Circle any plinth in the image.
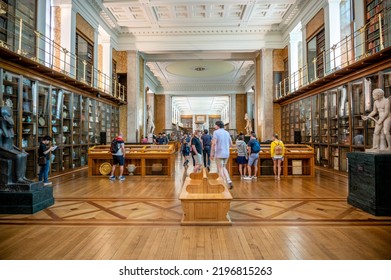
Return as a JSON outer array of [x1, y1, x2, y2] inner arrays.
[[0, 182, 55, 214], [347, 152, 391, 216]]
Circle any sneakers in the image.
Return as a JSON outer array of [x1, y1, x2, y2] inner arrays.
[[207, 166, 210, 172], [252, 176, 257, 180], [43, 182, 52, 186], [109, 175, 115, 180], [119, 176, 125, 181], [227, 180, 233, 190], [243, 176, 252, 180]]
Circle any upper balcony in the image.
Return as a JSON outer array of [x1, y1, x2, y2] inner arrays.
[[275, 8, 391, 103], [0, 11, 126, 104]]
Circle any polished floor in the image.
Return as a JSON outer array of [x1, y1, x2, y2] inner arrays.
[[0, 154, 390, 260]]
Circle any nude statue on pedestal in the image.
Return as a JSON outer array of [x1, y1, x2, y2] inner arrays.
[[361, 88, 391, 150]]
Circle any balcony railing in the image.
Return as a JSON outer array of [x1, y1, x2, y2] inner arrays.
[[275, 8, 391, 101], [0, 12, 126, 103]]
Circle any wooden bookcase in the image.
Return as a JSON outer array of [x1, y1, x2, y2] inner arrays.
[[366, 0, 386, 54]]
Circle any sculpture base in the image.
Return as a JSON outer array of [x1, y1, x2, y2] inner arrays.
[[0, 186, 54, 214], [347, 152, 391, 216]]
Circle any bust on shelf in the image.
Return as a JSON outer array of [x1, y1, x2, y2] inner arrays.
[[361, 88, 391, 151]]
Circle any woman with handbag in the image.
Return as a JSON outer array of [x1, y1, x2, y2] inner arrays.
[[38, 135, 56, 186]]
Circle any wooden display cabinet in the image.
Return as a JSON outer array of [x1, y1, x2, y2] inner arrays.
[[228, 144, 315, 177], [88, 144, 176, 177]]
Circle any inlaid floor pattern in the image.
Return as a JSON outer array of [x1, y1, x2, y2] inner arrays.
[[1, 197, 390, 226]]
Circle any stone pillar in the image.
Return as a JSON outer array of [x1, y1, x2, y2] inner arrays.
[[165, 95, 172, 130], [255, 49, 274, 141], [230, 94, 236, 130], [126, 50, 142, 142]]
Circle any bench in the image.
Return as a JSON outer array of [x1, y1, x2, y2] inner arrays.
[[179, 168, 233, 225]]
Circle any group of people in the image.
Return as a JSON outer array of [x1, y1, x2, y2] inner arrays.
[[236, 132, 285, 181], [179, 120, 287, 188]]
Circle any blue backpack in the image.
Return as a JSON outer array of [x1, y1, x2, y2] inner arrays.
[[251, 140, 260, 153]]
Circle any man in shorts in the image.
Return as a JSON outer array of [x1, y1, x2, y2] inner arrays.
[[210, 120, 233, 189], [244, 132, 260, 180], [109, 133, 126, 181]]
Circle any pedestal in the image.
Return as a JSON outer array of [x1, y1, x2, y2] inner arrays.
[[0, 184, 55, 214], [347, 152, 391, 216]]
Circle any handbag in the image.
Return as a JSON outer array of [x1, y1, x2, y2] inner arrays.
[[38, 156, 47, 166]]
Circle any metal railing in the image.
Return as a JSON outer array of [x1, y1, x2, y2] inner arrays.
[[275, 8, 391, 100], [0, 12, 126, 102]]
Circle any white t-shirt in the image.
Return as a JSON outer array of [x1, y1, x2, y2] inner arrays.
[[212, 128, 232, 158]]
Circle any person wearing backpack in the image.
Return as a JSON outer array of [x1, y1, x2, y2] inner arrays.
[[244, 132, 260, 180], [271, 133, 285, 180], [109, 133, 126, 181], [235, 134, 248, 178]]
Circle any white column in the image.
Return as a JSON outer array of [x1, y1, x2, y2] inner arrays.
[[230, 94, 236, 129], [126, 50, 140, 142], [165, 95, 172, 130], [255, 49, 274, 141], [327, 0, 342, 70]]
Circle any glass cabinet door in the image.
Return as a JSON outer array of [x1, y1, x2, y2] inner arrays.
[[383, 69, 391, 98], [303, 97, 312, 143], [81, 96, 89, 144], [328, 89, 338, 144], [62, 91, 72, 146], [351, 80, 365, 148], [51, 88, 63, 147], [37, 83, 50, 142], [72, 94, 81, 145], [337, 86, 350, 145], [3, 71, 20, 147], [320, 92, 329, 143], [312, 95, 320, 143], [21, 78, 37, 149]]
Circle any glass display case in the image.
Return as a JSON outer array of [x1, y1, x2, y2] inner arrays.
[[301, 97, 312, 143], [351, 79, 365, 149], [312, 95, 320, 144], [329, 89, 338, 144], [338, 86, 350, 145], [383, 68, 391, 98], [37, 83, 50, 143], [72, 94, 81, 145], [319, 92, 329, 144], [62, 91, 72, 146], [1, 68, 121, 179]]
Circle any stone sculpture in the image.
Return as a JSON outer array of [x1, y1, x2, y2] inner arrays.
[[0, 105, 33, 189], [361, 88, 391, 151], [244, 113, 252, 136]]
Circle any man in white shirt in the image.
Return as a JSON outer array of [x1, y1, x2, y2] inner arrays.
[[210, 120, 233, 189]]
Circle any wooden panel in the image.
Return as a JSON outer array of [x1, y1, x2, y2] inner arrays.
[[273, 49, 288, 71], [235, 93, 247, 134], [306, 8, 324, 40], [155, 94, 165, 133], [112, 50, 128, 73], [76, 13, 94, 43]]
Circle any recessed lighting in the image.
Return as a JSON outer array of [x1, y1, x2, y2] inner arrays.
[[194, 66, 206, 71]]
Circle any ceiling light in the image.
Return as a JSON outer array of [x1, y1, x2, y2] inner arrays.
[[194, 66, 206, 72]]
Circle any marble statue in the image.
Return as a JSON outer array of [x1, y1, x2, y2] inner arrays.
[[361, 88, 391, 150], [0, 105, 33, 187], [147, 105, 155, 134], [244, 113, 252, 136]]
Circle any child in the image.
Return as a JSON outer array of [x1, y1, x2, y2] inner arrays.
[[236, 135, 248, 178], [181, 138, 190, 167]]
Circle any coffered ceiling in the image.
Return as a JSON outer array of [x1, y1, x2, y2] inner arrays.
[[99, 0, 305, 114]]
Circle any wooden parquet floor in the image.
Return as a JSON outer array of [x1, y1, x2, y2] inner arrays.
[[1, 155, 391, 260]]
